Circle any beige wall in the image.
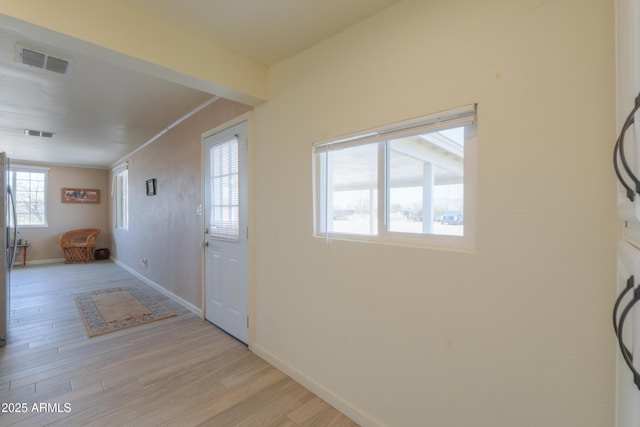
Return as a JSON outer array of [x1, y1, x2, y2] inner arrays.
[[14, 163, 109, 263], [109, 99, 251, 310], [251, 0, 617, 426]]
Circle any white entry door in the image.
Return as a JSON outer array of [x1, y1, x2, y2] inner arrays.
[[204, 121, 248, 344]]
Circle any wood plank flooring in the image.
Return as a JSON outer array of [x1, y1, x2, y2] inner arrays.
[[0, 262, 358, 426]]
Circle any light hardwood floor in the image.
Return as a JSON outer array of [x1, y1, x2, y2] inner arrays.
[[0, 262, 358, 426]]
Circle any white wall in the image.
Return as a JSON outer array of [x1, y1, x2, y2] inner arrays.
[[252, 0, 617, 425]]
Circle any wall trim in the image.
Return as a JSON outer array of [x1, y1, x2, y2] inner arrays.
[[110, 96, 222, 168], [112, 257, 203, 317], [24, 258, 65, 266], [251, 343, 384, 427]]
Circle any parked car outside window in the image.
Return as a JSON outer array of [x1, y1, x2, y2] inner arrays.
[[441, 210, 463, 225]]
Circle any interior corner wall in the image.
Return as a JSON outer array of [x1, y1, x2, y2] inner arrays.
[[251, 0, 617, 426], [109, 98, 251, 310], [13, 162, 109, 264]]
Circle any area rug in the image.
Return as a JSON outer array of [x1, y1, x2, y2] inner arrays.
[[74, 286, 176, 337]]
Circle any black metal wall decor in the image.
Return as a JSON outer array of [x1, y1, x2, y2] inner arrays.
[[146, 178, 156, 196], [613, 94, 640, 389], [614, 92, 640, 202], [614, 275, 640, 389]]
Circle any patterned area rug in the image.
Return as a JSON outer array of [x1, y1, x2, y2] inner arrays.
[[74, 286, 176, 337]]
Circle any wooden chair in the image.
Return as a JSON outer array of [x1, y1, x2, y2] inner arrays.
[[59, 228, 100, 263]]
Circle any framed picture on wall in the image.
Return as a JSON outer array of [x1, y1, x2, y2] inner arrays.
[[61, 188, 100, 204], [146, 178, 156, 196]]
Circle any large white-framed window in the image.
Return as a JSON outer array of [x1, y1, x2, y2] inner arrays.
[[313, 104, 477, 249], [112, 163, 129, 230], [10, 166, 49, 227]]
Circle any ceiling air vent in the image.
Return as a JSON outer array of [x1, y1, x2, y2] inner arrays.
[[16, 45, 72, 75], [24, 129, 55, 138], [21, 49, 45, 68]]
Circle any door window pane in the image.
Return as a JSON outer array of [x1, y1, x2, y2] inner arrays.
[[209, 137, 239, 240]]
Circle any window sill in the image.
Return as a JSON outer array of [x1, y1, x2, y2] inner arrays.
[[313, 232, 475, 253]]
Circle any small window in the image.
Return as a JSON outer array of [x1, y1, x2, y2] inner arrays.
[[11, 166, 48, 227], [207, 135, 240, 240], [313, 105, 476, 249], [112, 164, 128, 230]]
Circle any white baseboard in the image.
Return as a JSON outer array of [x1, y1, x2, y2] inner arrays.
[[251, 343, 382, 427], [24, 258, 65, 266], [111, 257, 203, 318]]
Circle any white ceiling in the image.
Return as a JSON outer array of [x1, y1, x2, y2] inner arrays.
[[0, 0, 401, 168]]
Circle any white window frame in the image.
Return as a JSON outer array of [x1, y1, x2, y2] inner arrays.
[[10, 165, 49, 227], [112, 163, 129, 230], [313, 104, 477, 250]]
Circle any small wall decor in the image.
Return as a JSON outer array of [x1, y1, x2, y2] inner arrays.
[[146, 179, 156, 196], [61, 188, 100, 204]]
